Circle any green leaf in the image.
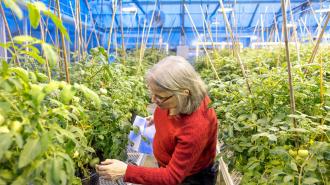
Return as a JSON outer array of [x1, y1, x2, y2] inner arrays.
[[74, 84, 101, 109], [29, 72, 37, 83], [30, 84, 45, 107], [51, 157, 62, 184], [3, 0, 23, 19], [288, 128, 309, 133], [13, 35, 37, 44], [36, 72, 49, 83], [42, 43, 58, 68], [43, 81, 60, 94], [43, 11, 70, 41], [283, 175, 293, 182], [288, 114, 306, 119], [304, 158, 317, 172], [251, 132, 277, 142], [0, 42, 12, 49], [33, 2, 47, 11], [0, 126, 10, 133], [0, 178, 6, 185], [302, 177, 319, 184], [0, 133, 12, 159], [10, 67, 29, 82], [18, 136, 42, 168], [24, 51, 46, 64], [40, 132, 49, 153], [26, 3, 40, 28], [0, 61, 9, 77], [53, 126, 79, 145], [290, 160, 298, 171], [11, 176, 26, 185], [60, 86, 74, 104], [15, 134, 24, 148]]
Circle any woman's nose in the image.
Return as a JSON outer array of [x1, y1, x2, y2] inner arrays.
[[151, 95, 157, 103]]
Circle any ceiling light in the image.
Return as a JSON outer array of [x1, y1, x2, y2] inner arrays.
[[122, 6, 137, 13], [218, 8, 233, 12], [315, 8, 330, 13]]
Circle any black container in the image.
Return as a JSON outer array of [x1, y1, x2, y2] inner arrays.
[[81, 172, 99, 185]]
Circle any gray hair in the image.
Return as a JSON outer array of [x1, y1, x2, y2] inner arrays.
[[146, 56, 207, 115]]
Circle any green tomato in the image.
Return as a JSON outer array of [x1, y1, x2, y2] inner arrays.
[[270, 160, 281, 165], [10, 121, 22, 133], [295, 156, 304, 164], [29, 72, 37, 83], [298, 149, 309, 157], [289, 149, 297, 156], [89, 157, 100, 168], [100, 88, 107, 95], [0, 170, 13, 180], [4, 151, 12, 160]]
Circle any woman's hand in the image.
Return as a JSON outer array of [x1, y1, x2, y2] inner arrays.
[[146, 115, 154, 127], [96, 159, 128, 181]]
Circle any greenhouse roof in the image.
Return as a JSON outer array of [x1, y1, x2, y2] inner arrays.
[[1, 0, 330, 50]]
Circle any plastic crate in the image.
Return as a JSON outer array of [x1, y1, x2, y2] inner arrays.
[[98, 149, 146, 185]]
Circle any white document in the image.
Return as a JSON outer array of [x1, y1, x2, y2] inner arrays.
[[128, 115, 156, 154]]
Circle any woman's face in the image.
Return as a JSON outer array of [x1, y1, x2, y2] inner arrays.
[[148, 83, 177, 109]]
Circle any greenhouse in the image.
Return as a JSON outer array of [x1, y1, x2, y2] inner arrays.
[[0, 0, 329, 185]]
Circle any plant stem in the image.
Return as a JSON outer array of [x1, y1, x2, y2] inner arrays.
[[0, 2, 20, 66], [39, 19, 52, 81], [288, 1, 302, 72], [119, 0, 126, 60], [0, 93, 24, 118], [10, 9, 21, 35], [298, 155, 312, 185], [55, 0, 70, 84], [84, 0, 100, 47], [184, 4, 220, 81], [308, 12, 330, 64], [280, 0, 296, 128], [107, 0, 117, 54], [138, 0, 158, 71], [53, 0, 62, 80], [218, 0, 251, 94]]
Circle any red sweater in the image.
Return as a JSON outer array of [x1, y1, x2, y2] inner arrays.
[[124, 96, 218, 185]]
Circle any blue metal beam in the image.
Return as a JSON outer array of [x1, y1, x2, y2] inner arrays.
[[122, 0, 322, 5], [265, 7, 282, 30], [298, 1, 312, 19], [209, 3, 220, 20], [131, 0, 146, 15], [107, 25, 325, 34], [267, 1, 315, 30], [228, 12, 232, 24], [247, 3, 259, 27]]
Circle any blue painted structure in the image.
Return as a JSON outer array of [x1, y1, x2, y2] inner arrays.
[[1, 0, 330, 52]]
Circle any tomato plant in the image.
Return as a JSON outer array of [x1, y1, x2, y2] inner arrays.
[[0, 62, 103, 184], [198, 46, 330, 184], [70, 51, 149, 161]]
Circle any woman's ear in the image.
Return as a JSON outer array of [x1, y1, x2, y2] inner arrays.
[[183, 89, 190, 96]]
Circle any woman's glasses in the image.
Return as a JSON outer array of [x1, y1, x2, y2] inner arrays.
[[150, 93, 174, 104]]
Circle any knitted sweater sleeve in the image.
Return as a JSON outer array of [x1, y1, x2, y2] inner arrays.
[[123, 120, 208, 185]]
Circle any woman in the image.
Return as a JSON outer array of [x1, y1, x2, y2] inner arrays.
[[96, 56, 218, 185]]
